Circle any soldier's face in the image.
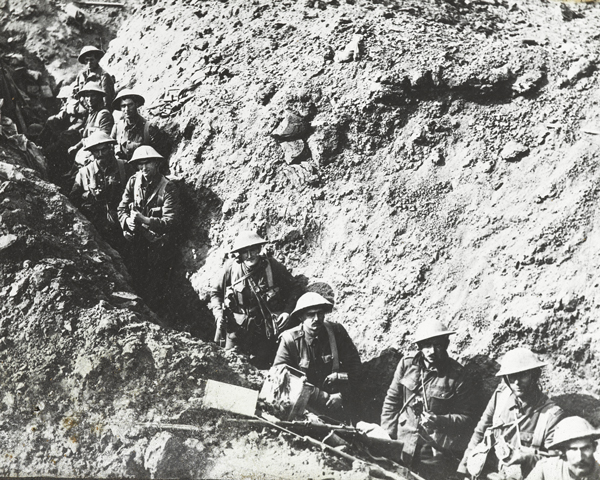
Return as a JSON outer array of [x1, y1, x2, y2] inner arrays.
[[418, 336, 448, 368], [90, 144, 112, 165], [239, 247, 261, 267], [138, 159, 160, 180], [121, 98, 137, 119], [505, 370, 536, 399], [83, 94, 103, 111], [301, 308, 325, 336], [82, 55, 99, 70], [564, 439, 596, 478]]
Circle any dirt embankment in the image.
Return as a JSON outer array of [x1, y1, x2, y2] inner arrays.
[[2, 0, 600, 478], [108, 0, 600, 403]]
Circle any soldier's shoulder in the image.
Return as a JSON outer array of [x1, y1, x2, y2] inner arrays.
[[281, 325, 304, 341]]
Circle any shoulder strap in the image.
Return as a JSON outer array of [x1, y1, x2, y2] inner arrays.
[[146, 175, 168, 206], [323, 321, 339, 373]]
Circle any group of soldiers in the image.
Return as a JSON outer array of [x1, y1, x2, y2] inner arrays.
[[33, 44, 598, 480], [208, 231, 600, 480], [41, 45, 179, 308]]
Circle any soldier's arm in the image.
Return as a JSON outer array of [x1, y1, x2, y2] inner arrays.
[[147, 180, 179, 233], [100, 73, 115, 111], [273, 335, 297, 369], [335, 324, 361, 386], [457, 387, 499, 474], [270, 259, 302, 313], [69, 171, 85, 208], [208, 264, 230, 318], [380, 359, 408, 440], [97, 110, 115, 136], [117, 177, 135, 231]]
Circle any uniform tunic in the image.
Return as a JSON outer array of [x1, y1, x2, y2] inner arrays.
[[458, 383, 565, 479], [209, 257, 301, 362], [526, 457, 600, 480], [69, 158, 128, 250], [74, 66, 115, 109], [273, 321, 361, 418], [111, 114, 156, 161], [117, 172, 180, 307], [381, 354, 476, 466]]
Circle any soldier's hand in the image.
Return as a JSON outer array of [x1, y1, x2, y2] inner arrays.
[[67, 145, 78, 154], [125, 216, 137, 232], [420, 411, 440, 430], [504, 449, 528, 466], [276, 312, 290, 333], [326, 393, 343, 410]]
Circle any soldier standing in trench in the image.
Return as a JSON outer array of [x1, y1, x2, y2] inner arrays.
[[272, 292, 362, 422], [68, 82, 114, 171], [209, 231, 301, 368], [73, 46, 115, 109], [458, 347, 565, 480], [69, 131, 130, 252], [111, 89, 158, 161], [117, 145, 180, 310], [381, 319, 476, 480]]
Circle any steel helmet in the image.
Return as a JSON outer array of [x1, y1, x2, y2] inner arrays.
[[129, 145, 164, 164], [495, 347, 547, 376], [112, 88, 145, 110], [548, 416, 600, 449], [290, 292, 333, 319], [76, 82, 105, 98], [230, 231, 268, 253], [57, 85, 74, 99], [84, 131, 116, 151], [78, 46, 105, 64], [413, 319, 456, 343]]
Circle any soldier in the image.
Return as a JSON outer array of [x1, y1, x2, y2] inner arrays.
[[73, 46, 115, 109], [381, 319, 476, 478], [69, 131, 129, 251], [117, 146, 180, 309], [273, 292, 361, 421], [68, 82, 114, 169], [458, 348, 565, 480], [526, 416, 600, 480], [111, 89, 158, 161], [209, 231, 301, 367]]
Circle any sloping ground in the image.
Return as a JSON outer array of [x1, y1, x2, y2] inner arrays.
[[0, 164, 286, 477], [106, 0, 600, 411]]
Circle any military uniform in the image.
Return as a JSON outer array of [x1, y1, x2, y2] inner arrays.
[[273, 320, 361, 419], [74, 66, 115, 110], [111, 115, 157, 161], [526, 457, 600, 480], [70, 156, 129, 250], [209, 256, 300, 364], [458, 383, 565, 479], [117, 168, 180, 307], [381, 353, 476, 470]]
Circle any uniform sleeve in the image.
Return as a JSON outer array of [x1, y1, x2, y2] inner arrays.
[[542, 406, 566, 449], [335, 325, 361, 386], [100, 73, 115, 111], [97, 110, 115, 136], [117, 176, 135, 231], [208, 264, 229, 316], [273, 334, 297, 369], [147, 180, 179, 234], [69, 171, 85, 209], [381, 359, 410, 440], [457, 388, 499, 474]]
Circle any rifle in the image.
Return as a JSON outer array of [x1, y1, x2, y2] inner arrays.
[[245, 269, 278, 340], [253, 415, 426, 480]]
